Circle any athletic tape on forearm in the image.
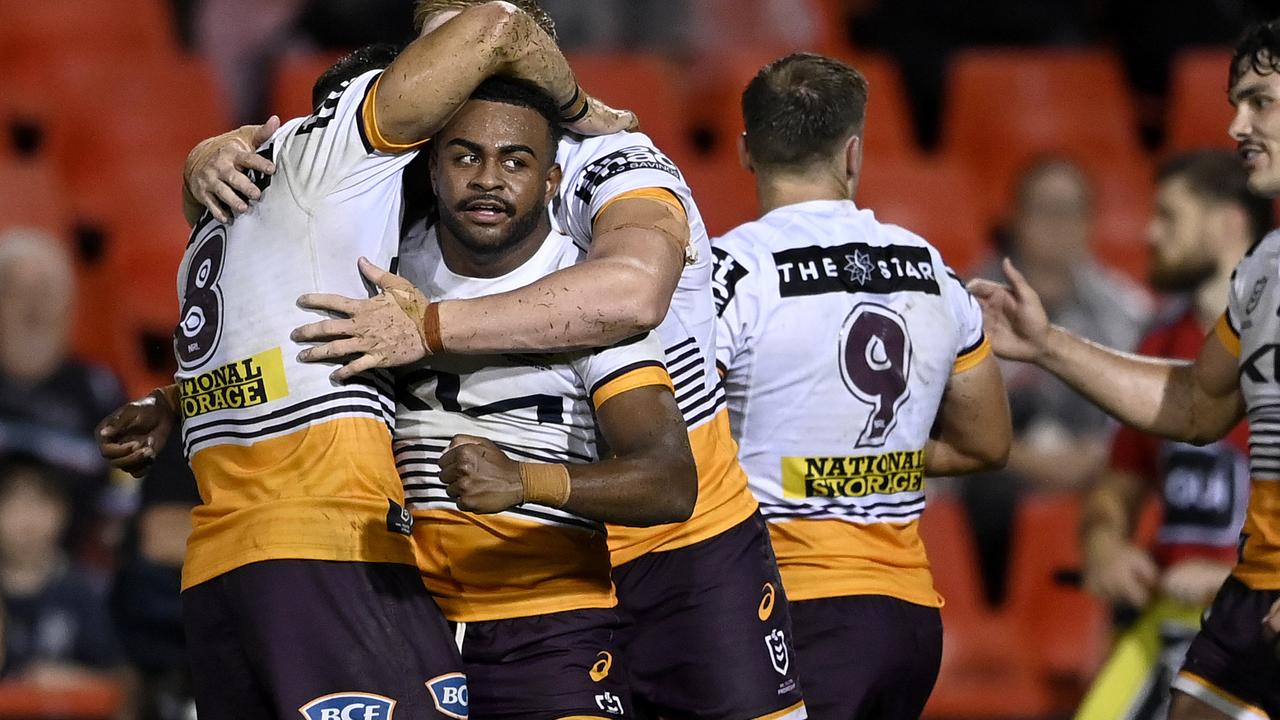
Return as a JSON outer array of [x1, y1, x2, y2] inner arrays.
[[518, 463, 571, 508], [422, 302, 445, 355]]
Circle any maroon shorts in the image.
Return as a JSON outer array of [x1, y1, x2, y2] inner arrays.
[[790, 594, 942, 719], [182, 560, 467, 720], [612, 513, 806, 719], [1172, 575, 1280, 718], [457, 608, 631, 719]]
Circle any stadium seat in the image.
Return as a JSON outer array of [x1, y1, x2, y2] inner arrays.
[[688, 49, 919, 164], [1004, 493, 1109, 710], [0, 157, 72, 240], [0, 678, 122, 719], [0, 0, 177, 66], [105, 236, 185, 397], [678, 156, 758, 238], [1089, 155, 1154, 284], [1165, 49, 1235, 151], [567, 52, 694, 165], [920, 495, 1056, 719], [270, 51, 347, 122], [857, 156, 992, 274], [941, 49, 1145, 221]]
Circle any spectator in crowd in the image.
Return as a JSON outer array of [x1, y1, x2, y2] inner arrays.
[[0, 456, 120, 683], [961, 157, 1152, 603], [0, 229, 125, 554]]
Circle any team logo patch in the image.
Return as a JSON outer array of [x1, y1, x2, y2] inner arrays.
[[765, 629, 790, 676], [758, 583, 776, 621], [179, 347, 290, 417], [425, 673, 469, 719], [298, 692, 395, 720], [589, 651, 613, 682]]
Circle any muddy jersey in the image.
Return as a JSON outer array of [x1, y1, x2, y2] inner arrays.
[[713, 199, 990, 606], [394, 225, 673, 622], [173, 69, 421, 590], [552, 130, 758, 565]]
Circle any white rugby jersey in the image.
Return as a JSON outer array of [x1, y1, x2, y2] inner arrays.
[[713, 199, 990, 605], [394, 225, 672, 622], [1215, 229, 1280, 589], [173, 69, 419, 589], [552, 131, 759, 564]]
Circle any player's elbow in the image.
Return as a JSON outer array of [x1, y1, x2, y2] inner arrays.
[[636, 448, 697, 526], [613, 268, 670, 334], [468, 2, 524, 62], [973, 433, 1011, 472]]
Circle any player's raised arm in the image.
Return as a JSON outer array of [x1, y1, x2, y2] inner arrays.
[[440, 383, 697, 526], [970, 258, 1245, 444]]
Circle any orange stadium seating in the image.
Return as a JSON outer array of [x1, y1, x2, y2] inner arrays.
[[1165, 48, 1236, 151], [857, 157, 992, 274], [679, 155, 758, 237], [105, 233, 185, 398], [0, 0, 177, 66], [567, 52, 693, 164], [0, 157, 73, 241], [942, 49, 1145, 223], [270, 51, 347, 122]]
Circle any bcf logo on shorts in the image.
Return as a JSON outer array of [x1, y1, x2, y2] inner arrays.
[[765, 629, 790, 675], [299, 692, 395, 720], [426, 673, 469, 719]]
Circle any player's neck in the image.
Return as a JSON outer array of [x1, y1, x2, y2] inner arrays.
[[755, 173, 853, 215], [437, 214, 552, 279]]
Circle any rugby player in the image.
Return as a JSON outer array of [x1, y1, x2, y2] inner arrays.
[[1075, 149, 1267, 720], [389, 75, 695, 719], [970, 21, 1280, 719], [97, 8, 635, 717], [186, 2, 809, 717], [712, 53, 1011, 718]]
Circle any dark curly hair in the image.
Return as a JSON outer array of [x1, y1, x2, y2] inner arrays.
[[1230, 19, 1280, 91]]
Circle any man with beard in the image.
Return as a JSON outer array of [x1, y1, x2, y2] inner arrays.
[[1074, 149, 1271, 720], [379, 76, 698, 719], [971, 20, 1280, 717]]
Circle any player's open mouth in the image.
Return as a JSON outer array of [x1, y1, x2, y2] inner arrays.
[[460, 197, 512, 224], [1240, 142, 1267, 169]]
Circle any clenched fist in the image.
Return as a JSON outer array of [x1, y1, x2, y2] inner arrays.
[[439, 435, 523, 514]]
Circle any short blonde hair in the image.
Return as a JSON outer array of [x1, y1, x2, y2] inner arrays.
[[413, 0, 557, 40]]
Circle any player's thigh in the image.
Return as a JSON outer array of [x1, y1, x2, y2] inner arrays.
[[181, 577, 273, 720], [460, 607, 632, 720], [791, 594, 941, 720], [220, 559, 467, 719], [613, 513, 805, 720], [1170, 576, 1280, 720]]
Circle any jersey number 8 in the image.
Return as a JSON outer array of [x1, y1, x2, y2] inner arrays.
[[176, 228, 227, 370]]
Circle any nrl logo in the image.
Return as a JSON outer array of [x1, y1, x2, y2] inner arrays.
[[765, 629, 790, 676]]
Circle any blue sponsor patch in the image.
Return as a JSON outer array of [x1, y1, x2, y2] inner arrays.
[[298, 693, 395, 720], [425, 673, 468, 719]]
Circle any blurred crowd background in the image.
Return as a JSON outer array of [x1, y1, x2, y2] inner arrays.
[[1, 0, 1277, 718]]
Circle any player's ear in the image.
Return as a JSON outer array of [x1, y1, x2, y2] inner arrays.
[[843, 133, 863, 181], [545, 163, 563, 202], [737, 133, 754, 173]]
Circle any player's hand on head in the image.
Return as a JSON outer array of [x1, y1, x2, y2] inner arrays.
[[565, 93, 638, 137], [438, 435, 523, 513], [292, 258, 434, 382], [185, 116, 281, 223], [95, 390, 178, 478], [966, 258, 1052, 363], [1082, 536, 1158, 608]]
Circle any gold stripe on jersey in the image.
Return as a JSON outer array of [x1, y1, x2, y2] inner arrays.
[[360, 74, 431, 153], [608, 409, 759, 566], [1231, 479, 1280, 589], [412, 508, 616, 622], [1215, 312, 1241, 358], [767, 517, 942, 607], [596, 187, 687, 222], [591, 363, 673, 409], [953, 335, 992, 374], [179, 347, 289, 418], [182, 416, 415, 589], [782, 450, 924, 499]]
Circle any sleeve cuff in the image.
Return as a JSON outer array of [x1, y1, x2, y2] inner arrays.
[[1214, 313, 1241, 358], [590, 362, 673, 409], [595, 187, 687, 223], [360, 74, 432, 153], [952, 335, 992, 374]]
